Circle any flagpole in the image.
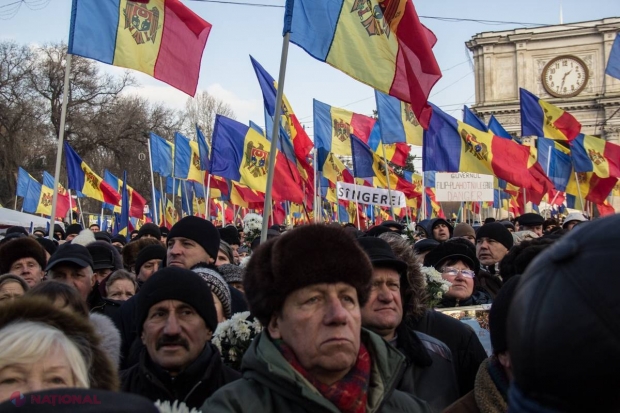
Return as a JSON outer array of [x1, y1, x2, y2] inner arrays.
[[48, 53, 73, 239], [522, 188, 527, 213], [261, 33, 291, 242], [14, 196, 17, 211], [159, 177, 166, 226], [205, 175, 212, 210], [379, 141, 395, 219], [147, 138, 159, 226], [183, 181, 190, 217], [421, 173, 427, 221], [354, 183, 361, 230], [172, 178, 177, 212], [67, 190, 73, 223], [573, 171, 586, 212], [76, 196, 85, 227]]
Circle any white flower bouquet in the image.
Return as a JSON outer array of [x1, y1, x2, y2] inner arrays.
[[420, 266, 453, 308], [242, 213, 263, 244], [212, 311, 263, 370]]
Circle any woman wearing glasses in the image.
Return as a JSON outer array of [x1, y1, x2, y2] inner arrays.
[[423, 239, 492, 308]]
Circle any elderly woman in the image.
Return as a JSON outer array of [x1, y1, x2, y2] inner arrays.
[[105, 270, 137, 302], [0, 273, 29, 301], [424, 239, 492, 307], [0, 297, 119, 399]]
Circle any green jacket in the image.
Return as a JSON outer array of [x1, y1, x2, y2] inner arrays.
[[201, 328, 431, 413]]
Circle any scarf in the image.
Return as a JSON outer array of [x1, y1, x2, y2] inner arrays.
[[274, 339, 371, 413], [474, 356, 509, 413]]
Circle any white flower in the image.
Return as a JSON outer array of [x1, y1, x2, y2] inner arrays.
[[155, 400, 201, 413], [228, 348, 237, 362], [407, 222, 416, 232]]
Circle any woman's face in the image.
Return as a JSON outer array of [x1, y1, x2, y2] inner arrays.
[[215, 250, 231, 267], [107, 279, 136, 302], [212, 292, 225, 323], [0, 344, 77, 403], [0, 281, 25, 302], [440, 260, 475, 301]]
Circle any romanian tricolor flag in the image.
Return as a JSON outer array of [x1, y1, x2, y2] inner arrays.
[[68, 0, 211, 96], [520, 88, 581, 142], [64, 143, 121, 206], [174, 132, 203, 183], [423, 104, 553, 198], [314, 99, 376, 157], [374, 90, 423, 146], [285, 0, 441, 129], [572, 134, 620, 179]]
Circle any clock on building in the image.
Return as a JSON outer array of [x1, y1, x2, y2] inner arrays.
[[541, 55, 589, 98]]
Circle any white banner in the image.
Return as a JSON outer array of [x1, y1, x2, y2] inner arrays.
[[336, 182, 406, 207], [435, 173, 494, 202]]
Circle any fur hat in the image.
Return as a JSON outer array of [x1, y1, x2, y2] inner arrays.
[[137, 267, 218, 333], [0, 297, 119, 391], [0, 237, 47, 274], [70, 229, 96, 247], [244, 224, 373, 327], [217, 263, 244, 285], [476, 222, 514, 251], [137, 223, 161, 240], [192, 265, 232, 319], [168, 217, 220, 262]]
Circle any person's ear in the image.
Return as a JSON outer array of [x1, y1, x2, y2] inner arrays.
[[267, 313, 282, 339]]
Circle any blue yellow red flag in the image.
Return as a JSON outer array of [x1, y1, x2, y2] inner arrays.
[[571, 133, 620, 179], [114, 171, 130, 238], [174, 132, 203, 183], [536, 137, 571, 192], [284, 0, 441, 129], [149, 133, 174, 177], [487, 115, 512, 140], [64, 143, 121, 205], [103, 170, 147, 218], [520, 88, 581, 142], [68, 0, 211, 96], [463, 106, 488, 132], [374, 90, 423, 146]]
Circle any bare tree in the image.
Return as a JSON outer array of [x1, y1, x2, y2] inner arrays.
[[180, 90, 236, 144]]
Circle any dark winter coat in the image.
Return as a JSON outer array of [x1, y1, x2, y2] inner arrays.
[[436, 290, 493, 308], [120, 343, 240, 409], [409, 310, 487, 397], [395, 323, 460, 412], [201, 329, 432, 413], [475, 270, 502, 299]]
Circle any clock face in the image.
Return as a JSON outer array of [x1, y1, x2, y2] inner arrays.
[[542, 55, 589, 98]]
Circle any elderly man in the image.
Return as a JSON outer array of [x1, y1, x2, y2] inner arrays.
[[562, 211, 587, 230], [166, 216, 220, 268], [202, 225, 431, 413], [358, 237, 459, 412], [46, 243, 96, 301], [0, 237, 47, 287], [121, 267, 239, 408], [475, 222, 514, 277], [515, 213, 544, 237]]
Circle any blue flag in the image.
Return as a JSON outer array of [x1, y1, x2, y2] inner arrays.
[[606, 33, 620, 80], [488, 115, 512, 140], [150, 133, 173, 177], [463, 106, 488, 132], [196, 125, 210, 171], [17, 167, 33, 198], [115, 171, 129, 238], [350, 135, 375, 179]]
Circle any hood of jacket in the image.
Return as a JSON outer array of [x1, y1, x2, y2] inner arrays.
[[240, 328, 406, 413]]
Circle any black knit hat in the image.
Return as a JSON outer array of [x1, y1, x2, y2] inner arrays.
[[35, 237, 58, 256], [137, 267, 218, 333], [217, 263, 244, 284], [380, 220, 404, 232], [138, 223, 161, 240], [489, 275, 521, 354], [476, 222, 514, 251], [111, 234, 128, 246], [0, 237, 47, 274], [159, 226, 169, 237], [244, 224, 373, 327], [423, 239, 480, 274], [357, 237, 407, 275], [6, 226, 28, 236], [516, 213, 544, 227], [45, 243, 93, 271], [413, 238, 440, 254], [135, 244, 166, 275], [168, 216, 220, 261], [365, 225, 393, 237], [218, 225, 240, 246], [94, 231, 111, 243], [508, 214, 620, 411], [65, 224, 83, 237]]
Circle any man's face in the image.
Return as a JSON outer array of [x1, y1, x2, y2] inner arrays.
[[89, 225, 100, 232], [33, 231, 45, 238], [432, 223, 450, 241], [268, 282, 361, 385], [166, 237, 212, 269], [9, 258, 45, 287], [522, 224, 543, 237], [65, 234, 78, 242], [476, 237, 509, 267], [361, 268, 402, 341], [141, 299, 211, 376], [565, 220, 579, 230], [138, 259, 161, 283], [48, 264, 95, 301], [93, 268, 113, 284], [460, 235, 476, 245], [54, 232, 64, 240], [231, 244, 240, 265]]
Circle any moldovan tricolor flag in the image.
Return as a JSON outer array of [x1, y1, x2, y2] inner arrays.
[[520, 88, 581, 142], [285, 0, 441, 129], [68, 0, 211, 96]]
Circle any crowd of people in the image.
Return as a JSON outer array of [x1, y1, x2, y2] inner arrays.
[[0, 210, 617, 412]]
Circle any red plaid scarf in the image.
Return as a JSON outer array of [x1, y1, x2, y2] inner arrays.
[[274, 339, 371, 413]]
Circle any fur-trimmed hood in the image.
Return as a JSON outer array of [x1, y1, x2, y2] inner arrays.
[[0, 297, 119, 391]]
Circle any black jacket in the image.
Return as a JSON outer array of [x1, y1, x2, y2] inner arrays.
[[120, 343, 240, 409], [409, 310, 487, 397], [435, 289, 492, 308], [395, 321, 460, 412]]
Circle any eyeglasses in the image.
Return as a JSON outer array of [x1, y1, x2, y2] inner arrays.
[[441, 267, 475, 279]]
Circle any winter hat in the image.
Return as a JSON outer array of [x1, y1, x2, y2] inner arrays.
[[357, 237, 407, 275], [65, 223, 83, 237], [430, 218, 454, 236], [86, 241, 123, 271], [0, 232, 25, 245], [45, 243, 94, 271], [94, 231, 111, 243], [218, 263, 244, 284], [167, 217, 220, 261], [6, 226, 28, 236], [137, 223, 161, 240], [53, 224, 66, 240], [70, 229, 96, 247], [476, 222, 514, 251], [134, 244, 166, 276], [33, 227, 47, 237], [137, 267, 218, 334], [0, 237, 47, 274], [380, 220, 404, 232], [35, 236, 58, 256], [218, 225, 241, 246], [508, 214, 620, 412], [423, 239, 480, 274], [516, 213, 544, 227], [191, 265, 232, 319], [562, 212, 587, 228], [244, 224, 373, 327], [453, 223, 476, 239], [499, 220, 515, 231], [489, 275, 521, 355], [365, 225, 393, 237], [413, 238, 440, 254], [159, 226, 169, 237], [111, 234, 128, 246]]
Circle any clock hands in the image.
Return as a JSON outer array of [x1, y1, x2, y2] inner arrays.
[[560, 69, 572, 91]]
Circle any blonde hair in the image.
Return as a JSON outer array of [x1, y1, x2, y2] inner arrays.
[[0, 321, 90, 388]]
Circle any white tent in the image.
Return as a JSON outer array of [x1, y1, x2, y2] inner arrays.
[[0, 208, 63, 233]]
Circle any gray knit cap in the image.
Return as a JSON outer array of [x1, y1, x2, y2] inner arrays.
[[217, 263, 244, 284], [191, 266, 232, 319]]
